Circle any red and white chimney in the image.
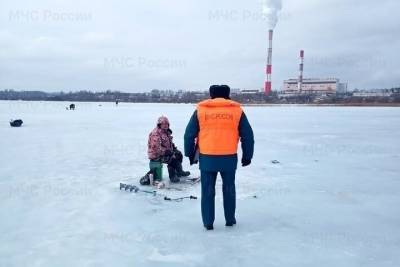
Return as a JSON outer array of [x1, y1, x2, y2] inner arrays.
[[265, 29, 273, 95], [298, 50, 304, 91]]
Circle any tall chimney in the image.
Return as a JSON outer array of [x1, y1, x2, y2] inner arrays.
[[265, 29, 273, 95], [298, 50, 304, 92]]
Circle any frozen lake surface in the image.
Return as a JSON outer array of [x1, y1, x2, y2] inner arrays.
[[1, 101, 400, 267]]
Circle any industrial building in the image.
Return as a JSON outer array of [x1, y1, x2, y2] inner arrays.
[[352, 90, 392, 97], [282, 78, 347, 96], [281, 50, 348, 96]]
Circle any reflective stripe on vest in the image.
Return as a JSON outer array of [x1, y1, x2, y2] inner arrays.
[[197, 98, 242, 155]]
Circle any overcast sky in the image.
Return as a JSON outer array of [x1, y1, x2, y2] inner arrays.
[[0, 0, 399, 92]]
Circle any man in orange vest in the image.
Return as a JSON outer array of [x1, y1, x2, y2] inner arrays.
[[184, 85, 254, 230]]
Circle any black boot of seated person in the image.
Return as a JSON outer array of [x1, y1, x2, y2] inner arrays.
[[168, 166, 180, 183], [176, 164, 191, 177]]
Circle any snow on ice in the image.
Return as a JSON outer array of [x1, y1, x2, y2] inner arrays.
[[1, 101, 400, 267]]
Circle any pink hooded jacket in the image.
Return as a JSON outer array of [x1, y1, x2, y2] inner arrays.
[[147, 116, 174, 160]]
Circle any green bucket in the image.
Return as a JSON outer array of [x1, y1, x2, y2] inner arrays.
[[149, 160, 163, 181]]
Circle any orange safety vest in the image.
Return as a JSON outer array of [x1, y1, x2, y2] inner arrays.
[[197, 98, 243, 155]]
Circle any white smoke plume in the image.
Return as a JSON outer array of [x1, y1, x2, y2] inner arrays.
[[261, 0, 283, 29]]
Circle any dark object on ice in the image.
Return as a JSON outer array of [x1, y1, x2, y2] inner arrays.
[[69, 104, 75, 110], [10, 119, 23, 127], [116, 100, 119, 105], [271, 160, 280, 164]]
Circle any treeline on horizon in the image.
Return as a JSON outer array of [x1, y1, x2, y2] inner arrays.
[[0, 88, 400, 104]]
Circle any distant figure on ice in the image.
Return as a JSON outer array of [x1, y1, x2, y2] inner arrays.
[[116, 100, 119, 106], [184, 85, 254, 230], [140, 116, 190, 186], [10, 119, 23, 127], [69, 104, 75, 110]]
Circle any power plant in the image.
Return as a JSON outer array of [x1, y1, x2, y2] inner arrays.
[[282, 49, 347, 96], [260, 1, 348, 97], [283, 78, 347, 96]]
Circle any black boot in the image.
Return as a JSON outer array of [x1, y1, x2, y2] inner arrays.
[[168, 166, 180, 183], [204, 225, 214, 230], [226, 218, 237, 227], [140, 174, 150, 185], [176, 162, 190, 177]]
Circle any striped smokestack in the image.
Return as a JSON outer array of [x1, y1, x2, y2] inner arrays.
[[298, 50, 304, 91], [265, 29, 273, 95]]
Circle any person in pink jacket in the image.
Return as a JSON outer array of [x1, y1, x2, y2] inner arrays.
[[140, 116, 190, 185]]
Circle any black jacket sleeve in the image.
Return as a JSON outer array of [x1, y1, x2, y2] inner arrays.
[[239, 112, 254, 160], [184, 110, 199, 157]]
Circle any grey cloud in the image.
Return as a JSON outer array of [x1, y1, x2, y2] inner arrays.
[[0, 0, 399, 91]]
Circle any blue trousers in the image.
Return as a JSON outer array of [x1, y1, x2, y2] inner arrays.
[[200, 170, 236, 226]]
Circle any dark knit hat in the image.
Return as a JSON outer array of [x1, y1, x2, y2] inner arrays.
[[209, 85, 230, 99]]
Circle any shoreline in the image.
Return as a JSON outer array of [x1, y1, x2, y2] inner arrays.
[[1, 99, 399, 107], [242, 103, 400, 107]]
